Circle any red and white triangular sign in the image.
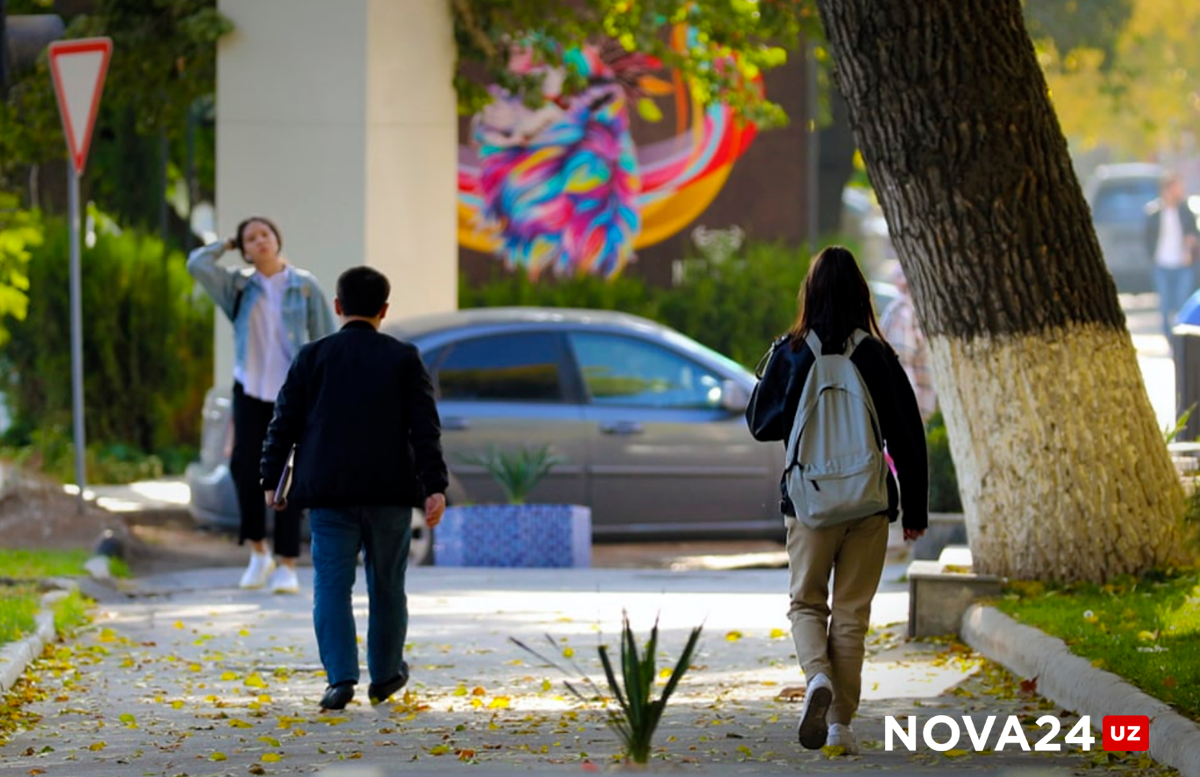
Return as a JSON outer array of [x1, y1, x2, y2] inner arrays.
[[48, 38, 112, 175]]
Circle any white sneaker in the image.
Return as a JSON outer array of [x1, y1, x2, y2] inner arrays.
[[268, 565, 301, 594], [797, 673, 833, 749], [827, 723, 859, 755], [239, 552, 276, 589]]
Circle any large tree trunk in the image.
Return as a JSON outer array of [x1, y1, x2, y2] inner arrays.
[[814, 0, 1184, 582]]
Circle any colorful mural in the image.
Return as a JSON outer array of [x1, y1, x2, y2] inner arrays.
[[458, 28, 758, 279]]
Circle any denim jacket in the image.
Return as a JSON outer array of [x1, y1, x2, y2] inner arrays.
[[186, 241, 336, 381]]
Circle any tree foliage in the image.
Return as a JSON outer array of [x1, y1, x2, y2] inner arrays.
[[453, 0, 818, 128], [0, 0, 230, 213], [0, 195, 38, 346], [1036, 0, 1200, 158]]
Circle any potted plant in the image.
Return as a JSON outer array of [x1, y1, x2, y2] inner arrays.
[[433, 444, 592, 567]]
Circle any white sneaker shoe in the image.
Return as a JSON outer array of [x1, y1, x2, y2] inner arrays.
[[797, 673, 833, 749], [239, 552, 276, 589], [268, 565, 301, 594], [827, 723, 859, 755]]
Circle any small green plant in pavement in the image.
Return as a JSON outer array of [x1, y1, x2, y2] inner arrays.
[[512, 614, 703, 764], [456, 444, 564, 504]]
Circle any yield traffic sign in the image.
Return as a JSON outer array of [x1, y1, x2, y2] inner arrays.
[[47, 37, 111, 175]]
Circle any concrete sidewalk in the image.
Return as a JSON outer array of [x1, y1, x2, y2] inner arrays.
[[0, 565, 1172, 777]]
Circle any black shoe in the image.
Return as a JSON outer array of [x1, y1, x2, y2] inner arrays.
[[368, 673, 408, 705], [320, 682, 355, 711]]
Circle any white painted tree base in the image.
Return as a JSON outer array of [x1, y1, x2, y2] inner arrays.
[[930, 324, 1185, 582]]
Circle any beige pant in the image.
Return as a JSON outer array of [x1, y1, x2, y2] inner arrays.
[[785, 513, 889, 726]]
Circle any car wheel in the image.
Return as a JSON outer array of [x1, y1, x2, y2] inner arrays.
[[410, 508, 434, 567]]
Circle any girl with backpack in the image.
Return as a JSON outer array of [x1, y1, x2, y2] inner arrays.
[[746, 245, 928, 754]]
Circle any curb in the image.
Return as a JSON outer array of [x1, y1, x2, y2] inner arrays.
[[0, 586, 73, 695], [962, 604, 1200, 777]]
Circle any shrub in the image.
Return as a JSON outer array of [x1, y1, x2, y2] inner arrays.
[[1, 212, 213, 480], [461, 238, 829, 370], [926, 412, 963, 513]]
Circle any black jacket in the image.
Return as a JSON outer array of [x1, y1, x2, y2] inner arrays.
[[745, 331, 928, 531], [1144, 200, 1200, 264], [260, 320, 449, 509]]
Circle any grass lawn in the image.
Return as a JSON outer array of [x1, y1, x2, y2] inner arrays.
[[0, 548, 128, 579], [0, 585, 40, 645], [996, 569, 1200, 722], [0, 550, 99, 648]]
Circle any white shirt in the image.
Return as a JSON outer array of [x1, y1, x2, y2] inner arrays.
[[235, 269, 294, 402], [1156, 206, 1186, 269]]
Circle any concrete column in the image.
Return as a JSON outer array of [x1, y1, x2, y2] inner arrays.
[[213, 0, 457, 385]]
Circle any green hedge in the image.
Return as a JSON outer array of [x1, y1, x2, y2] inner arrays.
[[1, 213, 214, 481], [927, 412, 963, 513], [460, 240, 820, 370]]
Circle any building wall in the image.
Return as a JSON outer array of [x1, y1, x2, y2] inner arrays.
[[214, 0, 457, 386], [459, 48, 814, 288]]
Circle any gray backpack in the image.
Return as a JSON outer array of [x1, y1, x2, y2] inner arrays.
[[784, 329, 889, 528]]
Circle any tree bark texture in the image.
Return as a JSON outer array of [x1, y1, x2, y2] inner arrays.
[[814, 0, 1184, 582]]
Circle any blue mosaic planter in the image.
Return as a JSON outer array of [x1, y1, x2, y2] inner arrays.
[[433, 504, 591, 568]]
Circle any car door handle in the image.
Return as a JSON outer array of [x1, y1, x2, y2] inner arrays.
[[600, 421, 644, 435], [442, 416, 471, 431]]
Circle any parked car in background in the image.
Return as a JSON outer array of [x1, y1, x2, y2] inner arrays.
[[187, 308, 787, 565], [1084, 163, 1168, 292]]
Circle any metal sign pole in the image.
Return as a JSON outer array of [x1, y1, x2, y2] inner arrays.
[[68, 162, 86, 512]]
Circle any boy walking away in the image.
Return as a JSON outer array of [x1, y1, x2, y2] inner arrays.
[[260, 267, 448, 711]]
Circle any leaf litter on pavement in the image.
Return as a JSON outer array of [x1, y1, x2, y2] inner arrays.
[[0, 609, 1184, 774]]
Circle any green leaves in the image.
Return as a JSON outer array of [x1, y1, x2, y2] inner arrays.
[[511, 614, 703, 764], [452, 0, 821, 128], [455, 444, 565, 505]]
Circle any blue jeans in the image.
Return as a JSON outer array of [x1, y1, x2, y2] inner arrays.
[[309, 506, 413, 687], [1155, 265, 1198, 341]]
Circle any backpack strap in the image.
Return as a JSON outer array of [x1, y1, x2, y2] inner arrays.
[[228, 271, 251, 323], [843, 329, 869, 357], [804, 330, 823, 356]]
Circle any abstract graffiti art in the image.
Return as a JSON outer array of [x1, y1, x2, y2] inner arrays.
[[458, 28, 759, 279]]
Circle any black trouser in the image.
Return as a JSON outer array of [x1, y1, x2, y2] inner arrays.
[[231, 382, 302, 558]]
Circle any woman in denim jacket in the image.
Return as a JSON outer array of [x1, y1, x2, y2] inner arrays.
[[188, 217, 336, 593]]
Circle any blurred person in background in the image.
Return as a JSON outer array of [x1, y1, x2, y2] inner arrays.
[[879, 263, 937, 423], [1144, 172, 1200, 347]]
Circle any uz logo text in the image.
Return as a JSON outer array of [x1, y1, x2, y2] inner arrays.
[[1102, 715, 1150, 752]]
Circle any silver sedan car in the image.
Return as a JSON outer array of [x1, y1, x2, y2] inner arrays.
[[186, 307, 787, 563]]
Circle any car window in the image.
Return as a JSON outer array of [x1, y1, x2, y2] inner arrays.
[[568, 332, 723, 409], [1092, 180, 1159, 226], [435, 333, 565, 402]]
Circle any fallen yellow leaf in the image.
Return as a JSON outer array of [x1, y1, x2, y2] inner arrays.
[[769, 628, 788, 639], [210, 752, 227, 761], [725, 630, 743, 642], [261, 753, 282, 763], [220, 671, 238, 681]]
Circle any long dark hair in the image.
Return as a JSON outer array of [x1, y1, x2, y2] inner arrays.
[[788, 245, 884, 353]]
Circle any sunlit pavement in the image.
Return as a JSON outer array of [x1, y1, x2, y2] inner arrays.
[[0, 565, 1168, 776]]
